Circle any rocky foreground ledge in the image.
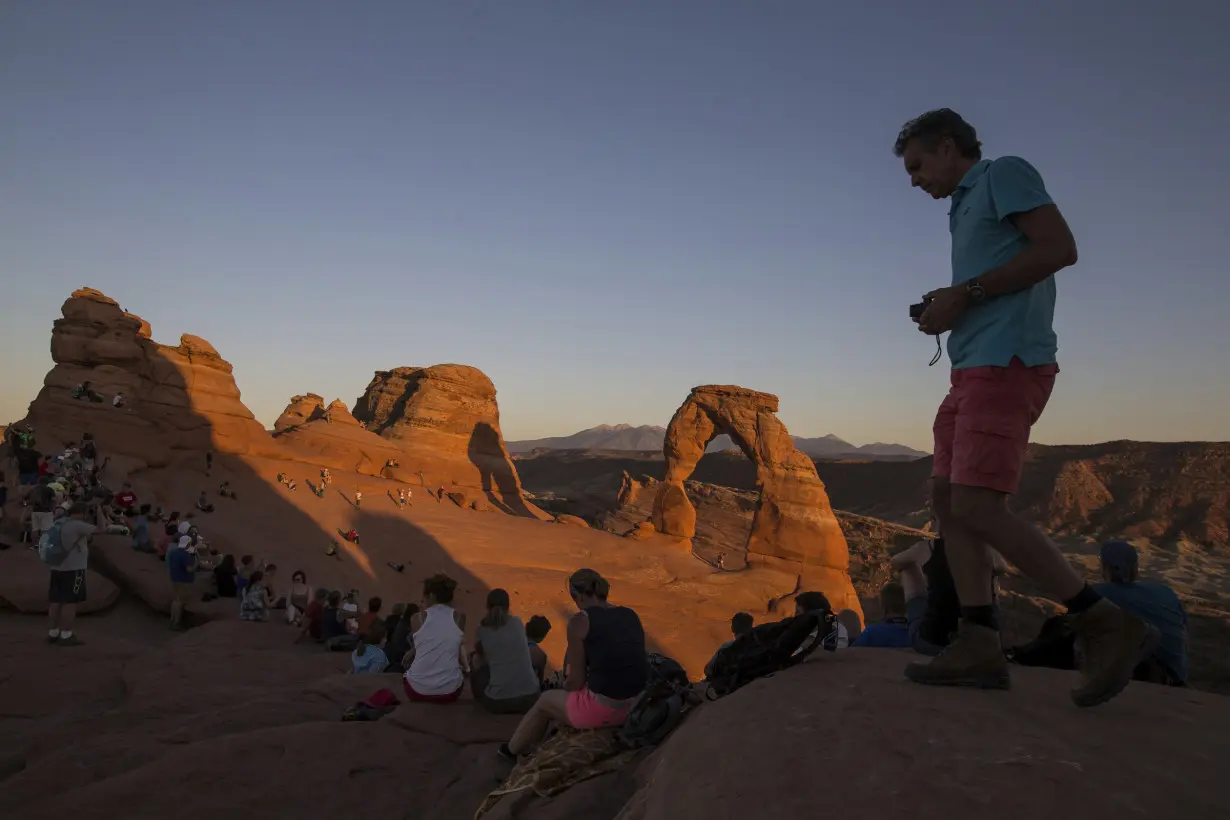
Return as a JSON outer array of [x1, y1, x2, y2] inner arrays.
[[0, 618, 1225, 820]]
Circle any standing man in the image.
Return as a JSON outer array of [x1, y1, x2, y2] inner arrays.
[[893, 109, 1157, 706], [49, 502, 95, 646]]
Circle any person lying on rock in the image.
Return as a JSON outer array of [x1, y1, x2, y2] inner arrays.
[[322, 590, 359, 651], [499, 569, 647, 760], [342, 528, 360, 544], [218, 481, 233, 499], [167, 533, 200, 631], [196, 491, 214, 513], [285, 569, 312, 625], [351, 621, 389, 675], [704, 612, 754, 678], [402, 574, 469, 704], [853, 583, 914, 648], [525, 614, 552, 686], [470, 589, 543, 714], [213, 554, 239, 598], [239, 569, 272, 622]]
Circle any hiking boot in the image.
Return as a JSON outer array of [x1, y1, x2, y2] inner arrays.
[[56, 635, 84, 647], [904, 621, 1011, 690], [1069, 599, 1161, 708]]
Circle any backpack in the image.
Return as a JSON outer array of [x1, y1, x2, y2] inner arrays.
[[38, 519, 71, 566], [616, 653, 694, 749], [81, 441, 97, 460], [704, 609, 837, 699]]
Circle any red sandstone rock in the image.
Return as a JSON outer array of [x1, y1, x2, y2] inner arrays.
[[652, 385, 860, 617], [273, 393, 325, 431], [353, 365, 542, 517]]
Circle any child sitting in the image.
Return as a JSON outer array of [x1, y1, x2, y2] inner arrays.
[[239, 570, 271, 621], [351, 621, 389, 675], [196, 491, 214, 513]]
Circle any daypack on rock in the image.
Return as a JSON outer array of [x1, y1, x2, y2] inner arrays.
[[704, 609, 837, 699], [38, 519, 71, 566], [342, 688, 400, 721], [616, 652, 695, 749]]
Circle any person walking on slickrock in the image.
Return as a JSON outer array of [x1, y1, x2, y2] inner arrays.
[[893, 109, 1158, 706]]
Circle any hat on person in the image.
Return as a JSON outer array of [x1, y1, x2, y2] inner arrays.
[[1100, 540, 1138, 582], [178, 520, 192, 535]]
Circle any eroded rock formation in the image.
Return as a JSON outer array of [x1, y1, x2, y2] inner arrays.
[[22, 288, 277, 465], [274, 394, 325, 432], [652, 384, 860, 615], [352, 365, 537, 516]]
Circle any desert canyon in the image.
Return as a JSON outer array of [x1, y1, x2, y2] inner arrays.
[[2, 288, 1229, 820]]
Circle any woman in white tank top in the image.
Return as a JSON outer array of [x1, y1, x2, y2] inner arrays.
[[403, 574, 468, 703]]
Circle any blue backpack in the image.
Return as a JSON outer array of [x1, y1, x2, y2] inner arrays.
[[38, 518, 71, 566]]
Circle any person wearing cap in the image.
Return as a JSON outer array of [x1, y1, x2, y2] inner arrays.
[[1093, 541, 1189, 686], [48, 502, 95, 646], [166, 529, 200, 631], [499, 568, 647, 760]]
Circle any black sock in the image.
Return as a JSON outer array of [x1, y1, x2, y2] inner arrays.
[[1063, 584, 1102, 615], [961, 605, 999, 631]]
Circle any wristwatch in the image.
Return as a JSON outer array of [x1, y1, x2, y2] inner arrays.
[[966, 278, 987, 304]]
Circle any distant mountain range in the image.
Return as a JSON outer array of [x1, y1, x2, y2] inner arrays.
[[506, 424, 928, 460]]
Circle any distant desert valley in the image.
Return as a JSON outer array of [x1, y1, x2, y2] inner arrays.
[[2, 288, 1228, 820]]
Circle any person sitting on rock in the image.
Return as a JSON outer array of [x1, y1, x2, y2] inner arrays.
[[113, 482, 137, 513], [296, 588, 329, 642], [111, 393, 125, 408], [853, 582, 914, 648], [288, 480, 297, 491], [402, 574, 469, 704], [236, 554, 255, 594], [218, 481, 233, 499], [213, 554, 239, 598], [470, 589, 542, 714], [285, 569, 312, 625], [320, 468, 331, 484], [358, 596, 382, 635], [794, 591, 846, 650], [351, 621, 389, 675], [322, 590, 359, 651], [525, 614, 552, 686], [276, 472, 287, 485], [499, 569, 647, 759], [342, 528, 360, 544], [239, 569, 272, 622], [131, 503, 154, 554], [196, 491, 214, 513], [384, 603, 419, 674], [704, 612, 754, 677], [1092, 541, 1189, 686], [167, 532, 200, 631]]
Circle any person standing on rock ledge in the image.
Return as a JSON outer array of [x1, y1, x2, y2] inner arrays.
[[894, 109, 1157, 706]]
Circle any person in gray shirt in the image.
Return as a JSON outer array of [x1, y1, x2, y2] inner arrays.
[[49, 502, 96, 646], [471, 588, 542, 714]]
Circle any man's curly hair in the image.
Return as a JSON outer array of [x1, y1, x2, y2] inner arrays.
[[893, 109, 982, 160]]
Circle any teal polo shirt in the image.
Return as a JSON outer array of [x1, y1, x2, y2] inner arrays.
[[947, 156, 1058, 369]]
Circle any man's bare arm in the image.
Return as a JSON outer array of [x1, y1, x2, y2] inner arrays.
[[980, 205, 1077, 297]]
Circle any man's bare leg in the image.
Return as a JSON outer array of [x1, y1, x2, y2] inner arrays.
[[48, 603, 62, 641], [948, 483, 1084, 602]]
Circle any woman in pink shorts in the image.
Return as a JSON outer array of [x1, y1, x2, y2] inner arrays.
[[499, 568, 648, 759]]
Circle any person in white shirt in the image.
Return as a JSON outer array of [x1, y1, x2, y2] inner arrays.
[[402, 574, 468, 703]]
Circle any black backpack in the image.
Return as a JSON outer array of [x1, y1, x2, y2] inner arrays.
[[704, 609, 837, 699], [616, 653, 694, 749]]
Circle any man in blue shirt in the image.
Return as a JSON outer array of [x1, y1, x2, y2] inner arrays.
[[1093, 541, 1189, 686], [853, 582, 913, 648], [894, 109, 1158, 707]]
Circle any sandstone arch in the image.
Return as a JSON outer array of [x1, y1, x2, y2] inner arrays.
[[651, 385, 861, 617]]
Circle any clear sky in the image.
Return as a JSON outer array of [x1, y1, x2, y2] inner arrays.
[[2, 2, 1227, 451]]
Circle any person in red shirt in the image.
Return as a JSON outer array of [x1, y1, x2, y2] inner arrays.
[[113, 482, 137, 511], [297, 589, 328, 642], [37, 455, 51, 478]]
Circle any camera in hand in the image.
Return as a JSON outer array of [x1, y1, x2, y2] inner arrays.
[[909, 296, 933, 320]]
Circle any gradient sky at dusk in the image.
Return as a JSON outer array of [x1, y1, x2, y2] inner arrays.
[[3, 2, 1227, 450]]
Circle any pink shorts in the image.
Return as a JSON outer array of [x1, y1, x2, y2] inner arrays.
[[565, 687, 633, 729], [932, 358, 1058, 494]]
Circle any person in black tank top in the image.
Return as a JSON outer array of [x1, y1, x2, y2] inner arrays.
[[499, 568, 648, 759]]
